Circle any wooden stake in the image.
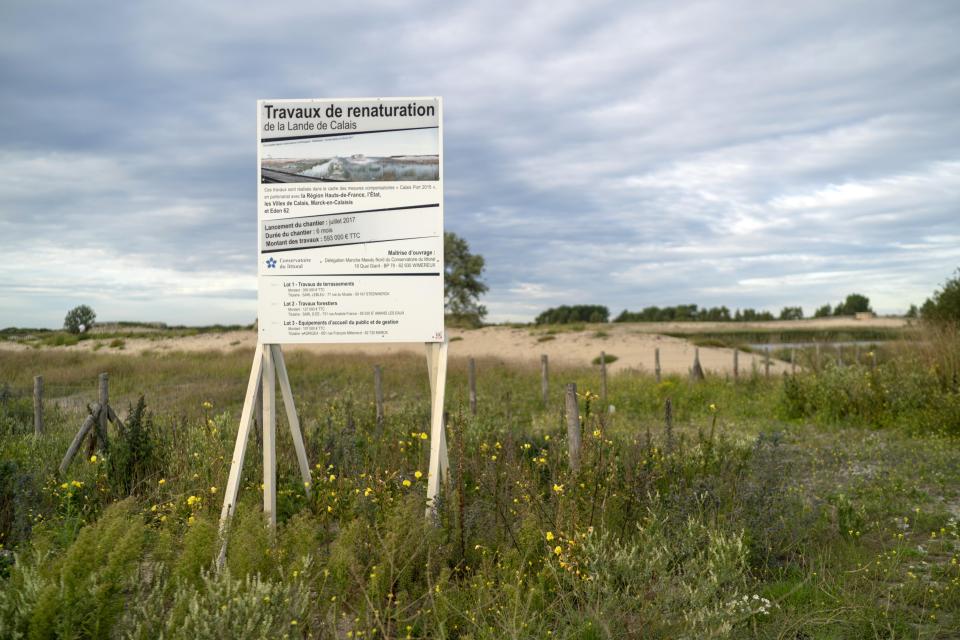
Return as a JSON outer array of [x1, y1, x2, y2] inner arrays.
[[733, 349, 739, 380], [426, 341, 449, 516], [262, 346, 277, 531], [540, 355, 549, 407], [468, 357, 477, 416], [764, 348, 771, 378], [425, 344, 449, 483], [272, 345, 313, 497], [33, 375, 43, 435], [374, 365, 384, 426], [654, 347, 661, 382], [90, 373, 110, 454], [690, 347, 704, 381], [600, 351, 608, 406], [564, 383, 581, 473], [218, 344, 264, 569], [791, 348, 796, 374], [59, 405, 99, 475]]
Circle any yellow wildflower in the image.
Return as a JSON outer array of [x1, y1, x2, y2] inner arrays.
[[546, 531, 555, 541], [402, 479, 411, 487], [414, 470, 423, 479]]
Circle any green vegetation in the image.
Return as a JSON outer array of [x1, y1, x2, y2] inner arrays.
[[536, 305, 609, 324], [614, 305, 775, 322], [833, 293, 872, 316], [613, 293, 877, 324], [921, 268, 960, 324], [444, 232, 488, 327], [63, 305, 96, 335], [0, 331, 958, 637], [591, 353, 618, 365], [778, 306, 803, 320]]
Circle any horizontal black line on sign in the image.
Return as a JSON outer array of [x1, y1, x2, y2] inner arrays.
[[263, 203, 439, 223], [261, 126, 439, 143], [261, 235, 437, 254], [261, 272, 440, 277]]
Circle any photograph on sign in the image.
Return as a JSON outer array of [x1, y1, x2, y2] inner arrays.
[[257, 97, 444, 345], [261, 129, 440, 183]]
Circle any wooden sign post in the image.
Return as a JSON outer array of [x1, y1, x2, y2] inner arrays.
[[220, 95, 449, 567], [218, 341, 449, 565]]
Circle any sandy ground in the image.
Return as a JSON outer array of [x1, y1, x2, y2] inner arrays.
[[1, 317, 908, 376]]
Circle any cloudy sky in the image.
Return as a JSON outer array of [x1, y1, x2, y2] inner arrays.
[[1, 0, 958, 327]]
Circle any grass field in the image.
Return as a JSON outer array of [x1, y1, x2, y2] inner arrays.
[[0, 329, 958, 638]]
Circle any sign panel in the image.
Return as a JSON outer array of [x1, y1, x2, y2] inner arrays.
[[256, 97, 444, 344]]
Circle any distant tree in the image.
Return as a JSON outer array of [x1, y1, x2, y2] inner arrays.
[[834, 293, 872, 316], [536, 305, 609, 325], [739, 308, 775, 322], [905, 304, 919, 319], [64, 305, 96, 334], [813, 304, 832, 318], [444, 232, 488, 326], [779, 306, 804, 320], [921, 268, 960, 324]]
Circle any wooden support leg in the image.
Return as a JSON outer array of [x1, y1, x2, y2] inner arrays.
[[425, 341, 449, 517], [271, 345, 313, 496], [425, 343, 449, 482], [217, 344, 264, 569], [262, 345, 277, 531]]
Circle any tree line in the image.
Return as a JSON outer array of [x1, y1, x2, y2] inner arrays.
[[535, 293, 875, 325]]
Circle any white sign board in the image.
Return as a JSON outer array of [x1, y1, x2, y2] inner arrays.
[[256, 97, 444, 344]]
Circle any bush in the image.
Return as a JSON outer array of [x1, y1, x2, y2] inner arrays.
[[63, 305, 96, 334], [536, 305, 609, 324], [833, 293, 871, 316], [1, 499, 147, 639], [105, 396, 164, 497], [921, 268, 960, 324]]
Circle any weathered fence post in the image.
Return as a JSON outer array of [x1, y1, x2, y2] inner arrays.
[[790, 348, 796, 374], [468, 357, 477, 416], [33, 375, 43, 435], [540, 355, 549, 407], [764, 348, 771, 379], [600, 351, 608, 406], [733, 349, 739, 380], [690, 347, 704, 381], [374, 365, 384, 426], [564, 383, 581, 473], [654, 347, 661, 382], [89, 372, 110, 455]]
